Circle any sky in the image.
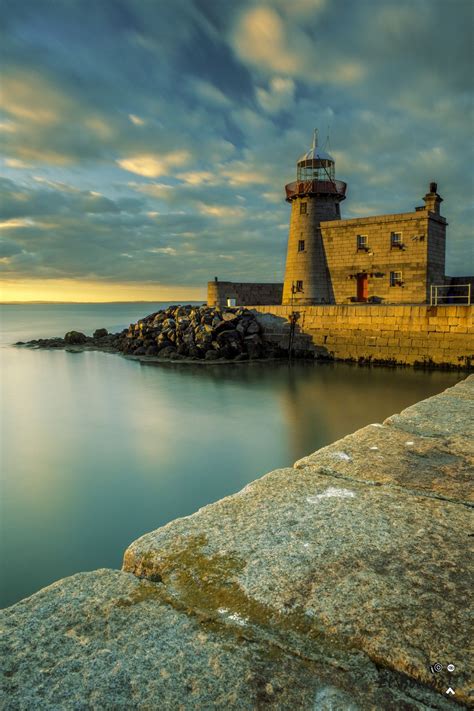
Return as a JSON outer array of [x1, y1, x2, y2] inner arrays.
[[0, 0, 473, 302]]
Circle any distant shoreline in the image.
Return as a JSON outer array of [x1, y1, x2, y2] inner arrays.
[[0, 300, 204, 305]]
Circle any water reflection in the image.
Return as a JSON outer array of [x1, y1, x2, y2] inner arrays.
[[1, 342, 463, 608]]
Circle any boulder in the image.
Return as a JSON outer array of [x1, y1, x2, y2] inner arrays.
[[204, 350, 220, 360], [64, 331, 88, 345], [93, 328, 108, 339], [244, 333, 263, 359], [157, 346, 177, 359], [246, 320, 260, 335]]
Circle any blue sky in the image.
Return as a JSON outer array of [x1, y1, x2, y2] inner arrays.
[[1, 0, 473, 300]]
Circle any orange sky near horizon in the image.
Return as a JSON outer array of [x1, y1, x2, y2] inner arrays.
[[0, 279, 206, 303]]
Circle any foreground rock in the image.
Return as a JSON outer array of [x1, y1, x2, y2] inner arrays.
[[123, 376, 473, 707], [2, 570, 451, 710], [1, 377, 471, 709], [17, 305, 310, 363]]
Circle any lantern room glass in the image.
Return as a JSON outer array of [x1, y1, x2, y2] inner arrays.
[[297, 158, 335, 182]]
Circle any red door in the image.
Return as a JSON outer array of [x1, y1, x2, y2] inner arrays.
[[357, 274, 368, 302]]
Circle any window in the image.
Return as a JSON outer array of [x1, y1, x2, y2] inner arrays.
[[390, 271, 403, 286], [300, 202, 307, 215], [295, 280, 304, 292], [357, 234, 368, 250], [298, 239, 305, 252], [335, 203, 340, 217], [391, 232, 402, 247]]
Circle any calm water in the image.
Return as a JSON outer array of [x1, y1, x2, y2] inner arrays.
[[0, 303, 464, 608]]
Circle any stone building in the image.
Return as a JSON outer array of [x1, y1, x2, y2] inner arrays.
[[208, 131, 472, 307]]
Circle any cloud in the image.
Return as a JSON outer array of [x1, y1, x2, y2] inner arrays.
[[129, 114, 145, 126], [233, 7, 301, 75], [197, 204, 246, 218], [0, 0, 472, 297], [4, 158, 33, 169], [0, 218, 35, 230], [117, 150, 191, 177], [256, 77, 295, 113]]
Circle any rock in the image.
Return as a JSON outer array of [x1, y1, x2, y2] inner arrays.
[[246, 320, 260, 335], [244, 333, 263, 359], [145, 345, 158, 356], [0, 569, 415, 710], [162, 318, 176, 330], [204, 350, 220, 360], [93, 328, 108, 339], [222, 310, 238, 321], [64, 331, 88, 345], [212, 320, 236, 336], [123, 377, 473, 706], [215, 330, 243, 358], [157, 346, 177, 359]]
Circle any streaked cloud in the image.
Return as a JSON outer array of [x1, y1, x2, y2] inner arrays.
[[117, 151, 191, 178], [0, 0, 472, 301]]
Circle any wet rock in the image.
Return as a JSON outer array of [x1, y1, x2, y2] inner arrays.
[[64, 331, 88, 345]]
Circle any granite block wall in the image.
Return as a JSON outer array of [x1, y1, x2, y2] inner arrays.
[[251, 304, 473, 368]]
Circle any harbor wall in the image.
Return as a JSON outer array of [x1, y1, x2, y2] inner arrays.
[[251, 303, 474, 368]]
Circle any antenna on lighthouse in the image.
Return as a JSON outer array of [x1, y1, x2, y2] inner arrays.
[[312, 128, 318, 150]]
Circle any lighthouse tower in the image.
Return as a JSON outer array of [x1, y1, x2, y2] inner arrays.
[[282, 130, 347, 305]]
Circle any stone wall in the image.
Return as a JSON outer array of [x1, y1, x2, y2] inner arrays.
[[316, 210, 447, 305], [207, 280, 283, 308], [251, 303, 474, 368]]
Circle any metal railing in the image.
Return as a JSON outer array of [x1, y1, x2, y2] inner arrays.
[[430, 284, 471, 305], [285, 179, 347, 201]]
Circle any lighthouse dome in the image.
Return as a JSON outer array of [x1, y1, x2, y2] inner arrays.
[[297, 145, 334, 164]]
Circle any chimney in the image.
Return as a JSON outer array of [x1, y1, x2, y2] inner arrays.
[[423, 181, 443, 215]]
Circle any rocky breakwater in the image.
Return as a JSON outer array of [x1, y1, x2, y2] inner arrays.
[[18, 305, 296, 362], [121, 305, 277, 361]]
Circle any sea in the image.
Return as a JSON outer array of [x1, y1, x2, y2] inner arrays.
[[0, 302, 464, 607]]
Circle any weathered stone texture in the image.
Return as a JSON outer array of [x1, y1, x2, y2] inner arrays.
[[317, 210, 445, 305], [252, 303, 474, 368], [208, 281, 283, 308]]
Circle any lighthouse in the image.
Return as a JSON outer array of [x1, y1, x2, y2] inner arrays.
[[282, 130, 347, 305]]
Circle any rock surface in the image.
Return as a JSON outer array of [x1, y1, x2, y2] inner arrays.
[[123, 376, 473, 707], [1, 377, 472, 709], [17, 305, 308, 363]]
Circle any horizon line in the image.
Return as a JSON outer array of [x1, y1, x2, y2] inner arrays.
[[0, 300, 206, 305]]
